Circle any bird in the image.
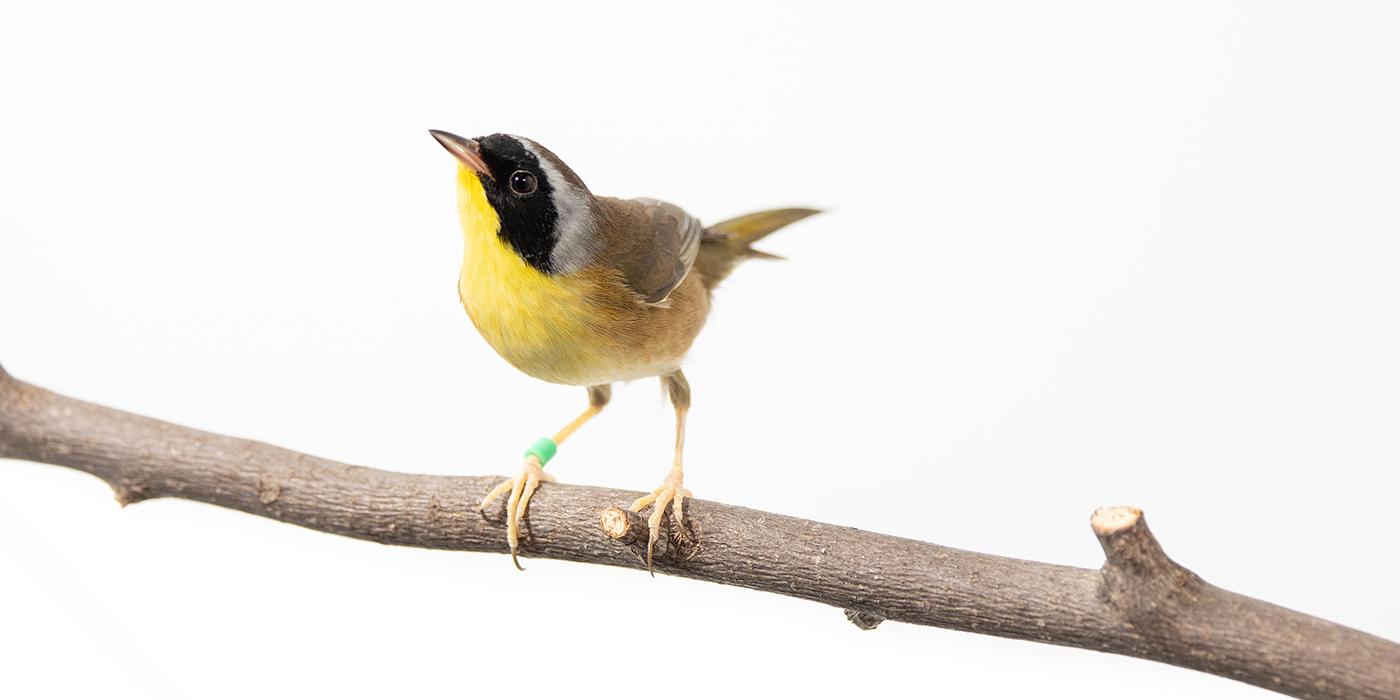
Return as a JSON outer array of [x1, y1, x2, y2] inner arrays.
[[430, 130, 818, 570]]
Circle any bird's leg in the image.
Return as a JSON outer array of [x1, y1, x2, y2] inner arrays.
[[630, 370, 693, 573], [479, 385, 611, 569]]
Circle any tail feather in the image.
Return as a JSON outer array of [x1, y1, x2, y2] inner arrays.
[[707, 208, 822, 246], [696, 207, 820, 289]]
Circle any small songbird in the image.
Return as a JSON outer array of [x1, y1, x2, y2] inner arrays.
[[430, 130, 818, 570]]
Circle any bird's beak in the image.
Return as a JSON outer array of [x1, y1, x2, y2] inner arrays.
[[429, 130, 492, 181]]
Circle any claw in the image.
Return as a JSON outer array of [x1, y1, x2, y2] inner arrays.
[[629, 470, 689, 574], [478, 479, 513, 515], [479, 456, 554, 570]]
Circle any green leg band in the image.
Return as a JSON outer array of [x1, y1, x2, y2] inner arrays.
[[524, 437, 558, 466]]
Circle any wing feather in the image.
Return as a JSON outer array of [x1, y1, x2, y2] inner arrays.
[[615, 198, 704, 304]]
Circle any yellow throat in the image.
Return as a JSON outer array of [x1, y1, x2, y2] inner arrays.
[[454, 166, 595, 367]]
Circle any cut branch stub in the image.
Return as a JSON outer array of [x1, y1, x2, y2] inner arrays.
[[1093, 505, 1171, 574], [598, 505, 700, 567], [599, 506, 640, 543], [1092, 506, 1205, 619]]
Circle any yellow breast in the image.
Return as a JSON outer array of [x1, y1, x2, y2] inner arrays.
[[454, 167, 610, 383]]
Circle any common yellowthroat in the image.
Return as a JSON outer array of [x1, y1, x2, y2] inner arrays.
[[430, 130, 818, 569]]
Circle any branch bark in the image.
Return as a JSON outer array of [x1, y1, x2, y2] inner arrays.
[[1, 363, 1396, 699]]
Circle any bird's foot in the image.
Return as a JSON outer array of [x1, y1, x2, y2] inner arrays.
[[629, 468, 692, 573], [478, 455, 555, 570]]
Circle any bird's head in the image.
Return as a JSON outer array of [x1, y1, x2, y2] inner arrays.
[[430, 130, 599, 275]]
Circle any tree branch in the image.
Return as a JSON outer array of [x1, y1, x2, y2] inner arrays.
[[1, 363, 1395, 699]]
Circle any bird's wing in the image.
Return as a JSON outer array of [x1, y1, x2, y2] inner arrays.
[[612, 198, 704, 304]]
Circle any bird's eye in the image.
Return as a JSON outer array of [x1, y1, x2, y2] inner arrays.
[[509, 170, 538, 196]]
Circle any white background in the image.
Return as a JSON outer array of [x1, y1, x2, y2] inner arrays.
[[3, 2, 1398, 698]]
